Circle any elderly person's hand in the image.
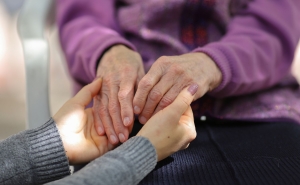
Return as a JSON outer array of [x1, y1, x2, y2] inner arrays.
[[133, 53, 222, 124], [137, 84, 198, 161], [53, 78, 114, 164], [93, 45, 145, 144]]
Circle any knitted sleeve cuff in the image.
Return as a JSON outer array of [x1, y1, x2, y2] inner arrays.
[[117, 136, 157, 180], [26, 118, 70, 184]]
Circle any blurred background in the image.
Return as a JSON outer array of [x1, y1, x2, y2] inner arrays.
[[0, 0, 299, 140], [0, 0, 72, 140]]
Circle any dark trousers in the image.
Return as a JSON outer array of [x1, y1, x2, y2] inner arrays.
[[132, 118, 300, 185]]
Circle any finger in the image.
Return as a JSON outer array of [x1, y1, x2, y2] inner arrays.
[[181, 106, 195, 129], [93, 95, 105, 135], [166, 84, 198, 119], [152, 84, 180, 116], [72, 78, 102, 107], [180, 106, 196, 150], [108, 86, 129, 143], [133, 64, 163, 114], [118, 75, 135, 127], [98, 92, 119, 145], [138, 76, 173, 124], [183, 105, 194, 118]]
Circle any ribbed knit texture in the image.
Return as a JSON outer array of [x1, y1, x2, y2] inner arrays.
[[137, 119, 300, 185], [48, 136, 157, 185], [0, 118, 70, 185], [26, 118, 70, 184]]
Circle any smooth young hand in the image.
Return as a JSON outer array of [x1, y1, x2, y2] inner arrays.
[[53, 78, 114, 165], [133, 52, 222, 124], [93, 45, 145, 144], [137, 84, 198, 161]]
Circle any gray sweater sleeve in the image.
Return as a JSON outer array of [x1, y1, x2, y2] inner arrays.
[[0, 118, 156, 185], [48, 136, 157, 185], [0, 118, 70, 185]]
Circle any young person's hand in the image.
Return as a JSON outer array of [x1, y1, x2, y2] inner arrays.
[[93, 45, 145, 144], [137, 84, 198, 161], [53, 78, 114, 165], [133, 53, 222, 124]]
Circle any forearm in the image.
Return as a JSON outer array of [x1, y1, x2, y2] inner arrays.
[[48, 136, 157, 185], [0, 119, 70, 185], [56, 0, 136, 84], [195, 0, 300, 97]]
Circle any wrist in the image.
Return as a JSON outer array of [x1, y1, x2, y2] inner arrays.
[[55, 122, 76, 164], [192, 52, 222, 91], [96, 44, 134, 74]]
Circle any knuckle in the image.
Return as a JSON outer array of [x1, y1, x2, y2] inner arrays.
[[140, 78, 154, 90], [171, 65, 184, 74], [160, 96, 174, 108], [157, 56, 170, 64], [118, 90, 130, 101], [149, 90, 163, 102], [123, 65, 132, 73], [141, 108, 153, 117]]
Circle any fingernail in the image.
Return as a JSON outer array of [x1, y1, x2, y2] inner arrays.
[[188, 84, 199, 95], [119, 133, 125, 143], [139, 116, 147, 124], [97, 126, 104, 135], [134, 106, 141, 114], [123, 117, 131, 126], [110, 135, 118, 144]]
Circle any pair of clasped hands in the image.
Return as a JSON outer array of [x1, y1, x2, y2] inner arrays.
[[93, 44, 222, 144], [53, 44, 221, 164]]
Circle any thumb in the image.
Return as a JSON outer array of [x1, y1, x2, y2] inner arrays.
[[166, 84, 198, 118], [71, 78, 102, 107]]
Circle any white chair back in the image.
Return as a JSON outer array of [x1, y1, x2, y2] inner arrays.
[[17, 0, 53, 128]]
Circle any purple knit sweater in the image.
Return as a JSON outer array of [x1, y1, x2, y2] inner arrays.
[[56, 0, 300, 123]]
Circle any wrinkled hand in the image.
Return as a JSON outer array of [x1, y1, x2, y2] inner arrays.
[[137, 84, 198, 161], [53, 78, 114, 165], [93, 45, 145, 144], [133, 52, 222, 124]]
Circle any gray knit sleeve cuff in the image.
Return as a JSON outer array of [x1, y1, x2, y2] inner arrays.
[[117, 136, 157, 183], [26, 118, 70, 184]]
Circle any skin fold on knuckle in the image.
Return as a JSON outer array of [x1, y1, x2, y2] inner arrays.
[[141, 108, 154, 118], [170, 64, 185, 76], [160, 96, 174, 109], [140, 78, 154, 90], [118, 89, 131, 102], [149, 89, 163, 102], [157, 56, 171, 66]]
